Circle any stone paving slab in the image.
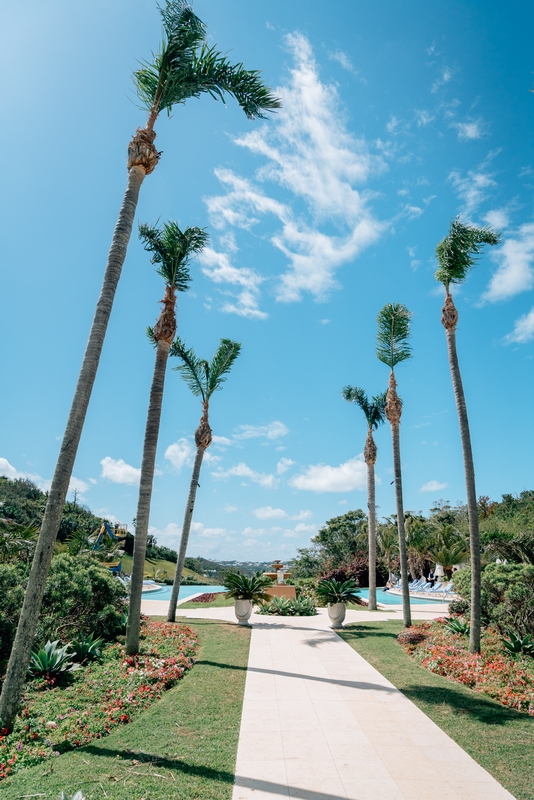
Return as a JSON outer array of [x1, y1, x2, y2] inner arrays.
[[230, 612, 515, 800]]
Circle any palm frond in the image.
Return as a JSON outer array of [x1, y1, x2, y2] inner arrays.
[[435, 216, 501, 289], [170, 336, 207, 399], [133, 2, 280, 120], [139, 221, 208, 291], [342, 386, 387, 430], [376, 303, 412, 370], [206, 339, 241, 398]]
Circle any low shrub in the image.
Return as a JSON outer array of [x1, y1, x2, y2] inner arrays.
[[448, 597, 470, 616], [257, 597, 317, 616], [0, 621, 198, 781], [398, 620, 534, 714]]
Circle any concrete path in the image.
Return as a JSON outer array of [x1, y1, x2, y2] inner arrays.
[[231, 611, 515, 800]]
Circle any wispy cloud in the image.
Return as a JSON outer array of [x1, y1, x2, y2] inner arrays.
[[100, 457, 141, 485], [233, 421, 289, 441], [276, 457, 294, 474], [198, 246, 267, 320], [212, 462, 276, 488], [415, 109, 434, 127], [204, 32, 386, 307], [328, 50, 358, 76], [448, 158, 497, 220], [451, 119, 484, 141], [253, 506, 287, 519], [431, 67, 453, 93], [482, 223, 534, 303], [504, 306, 534, 344], [420, 480, 448, 492], [164, 438, 194, 471], [290, 455, 367, 492], [484, 208, 510, 230], [0, 457, 88, 495]]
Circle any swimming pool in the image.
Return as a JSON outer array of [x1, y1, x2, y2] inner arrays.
[[141, 584, 226, 602], [359, 588, 447, 605]]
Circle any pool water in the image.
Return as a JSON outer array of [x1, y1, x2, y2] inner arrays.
[[141, 584, 226, 602], [359, 588, 447, 605]]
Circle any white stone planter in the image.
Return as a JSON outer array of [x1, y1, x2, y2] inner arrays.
[[328, 602, 346, 629], [234, 598, 253, 625]]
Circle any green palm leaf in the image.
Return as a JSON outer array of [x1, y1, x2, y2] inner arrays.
[[342, 386, 387, 430], [376, 303, 412, 369], [171, 336, 241, 402], [133, 1, 281, 121], [435, 217, 501, 289], [139, 221, 208, 291]]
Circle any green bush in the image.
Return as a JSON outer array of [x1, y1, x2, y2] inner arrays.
[[257, 596, 317, 616], [453, 563, 534, 637], [0, 555, 127, 672]]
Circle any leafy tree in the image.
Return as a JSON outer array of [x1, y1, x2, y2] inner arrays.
[[0, 0, 279, 731], [435, 216, 500, 653], [376, 521, 399, 582], [376, 302, 413, 627], [341, 387, 386, 609], [167, 337, 241, 622], [426, 523, 469, 580], [313, 510, 367, 568], [126, 222, 207, 654], [0, 520, 37, 564]]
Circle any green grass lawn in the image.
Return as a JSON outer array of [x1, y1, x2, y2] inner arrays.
[[2, 619, 250, 800], [120, 555, 216, 585], [339, 621, 534, 800], [180, 593, 234, 609]]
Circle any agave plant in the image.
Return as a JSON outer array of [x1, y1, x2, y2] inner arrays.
[[501, 632, 534, 657], [224, 572, 272, 604], [445, 618, 470, 636], [70, 633, 103, 664], [28, 641, 79, 679], [316, 578, 360, 606]]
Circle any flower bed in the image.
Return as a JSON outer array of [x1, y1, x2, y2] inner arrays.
[[398, 620, 534, 715], [0, 621, 198, 781]]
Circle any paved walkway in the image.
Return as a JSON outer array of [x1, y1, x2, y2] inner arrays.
[[141, 600, 515, 800]]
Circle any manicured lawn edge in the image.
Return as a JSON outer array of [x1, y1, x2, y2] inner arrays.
[[2, 618, 250, 800], [339, 621, 534, 800]]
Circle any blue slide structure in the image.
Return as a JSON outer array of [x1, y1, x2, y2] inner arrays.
[[92, 521, 128, 574]]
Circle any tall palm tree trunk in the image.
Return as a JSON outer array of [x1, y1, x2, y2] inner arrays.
[[364, 429, 377, 611], [442, 293, 480, 653], [0, 153, 153, 731], [167, 446, 205, 622], [126, 338, 171, 655], [386, 373, 411, 627]]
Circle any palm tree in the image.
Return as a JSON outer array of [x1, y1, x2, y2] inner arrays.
[[0, 1, 279, 730], [376, 303, 413, 627], [341, 387, 386, 610], [167, 337, 241, 622], [435, 217, 500, 653], [427, 524, 469, 580], [377, 521, 399, 583], [125, 222, 207, 655]]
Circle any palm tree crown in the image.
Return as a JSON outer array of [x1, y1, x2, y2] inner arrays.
[[139, 221, 207, 292], [376, 303, 412, 371], [435, 217, 501, 292], [170, 336, 241, 404], [134, 0, 281, 128], [342, 387, 387, 431]]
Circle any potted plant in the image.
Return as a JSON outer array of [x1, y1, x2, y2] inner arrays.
[[316, 578, 360, 628], [224, 572, 272, 625]]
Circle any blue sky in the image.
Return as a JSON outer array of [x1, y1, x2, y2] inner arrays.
[[1, 1, 534, 562]]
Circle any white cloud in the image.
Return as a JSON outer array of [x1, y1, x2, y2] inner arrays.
[[191, 521, 227, 538], [482, 223, 534, 303], [212, 462, 276, 488], [386, 115, 401, 133], [254, 506, 287, 519], [448, 162, 496, 219], [100, 457, 141, 485], [204, 32, 386, 305], [415, 109, 434, 127], [276, 457, 295, 474], [420, 480, 448, 492], [290, 455, 367, 493], [89, 477, 97, 485], [452, 119, 484, 140], [212, 435, 233, 448], [431, 67, 453, 93], [203, 451, 221, 465], [504, 306, 534, 344], [292, 509, 313, 520], [224, 504, 238, 513], [328, 50, 358, 75], [233, 421, 289, 441], [484, 208, 509, 230], [164, 438, 194, 471], [242, 526, 269, 537], [197, 246, 267, 320], [0, 457, 88, 495]]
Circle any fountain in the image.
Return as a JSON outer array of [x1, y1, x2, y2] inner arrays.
[[262, 560, 296, 599]]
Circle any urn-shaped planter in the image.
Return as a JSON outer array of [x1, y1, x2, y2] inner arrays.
[[328, 602, 346, 629], [234, 599, 253, 625]]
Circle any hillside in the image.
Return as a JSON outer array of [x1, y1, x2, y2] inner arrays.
[[120, 555, 217, 585]]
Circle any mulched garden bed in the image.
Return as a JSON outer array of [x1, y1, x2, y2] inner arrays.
[[398, 619, 534, 715], [0, 621, 198, 781]]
